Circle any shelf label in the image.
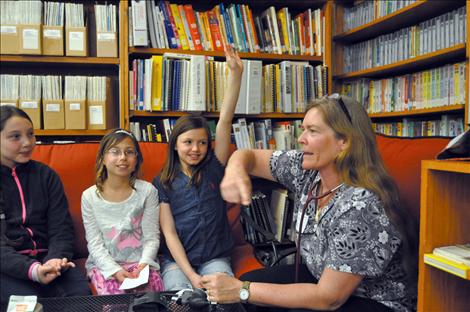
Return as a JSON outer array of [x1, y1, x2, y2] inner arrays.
[[22, 28, 39, 49], [69, 103, 81, 110], [69, 31, 84, 51], [1, 26, 17, 34], [44, 29, 61, 39], [0, 102, 16, 107], [89, 105, 103, 125], [20, 101, 38, 109], [97, 32, 115, 41], [46, 103, 61, 112]]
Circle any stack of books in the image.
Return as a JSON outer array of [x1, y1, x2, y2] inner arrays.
[[424, 244, 470, 279]]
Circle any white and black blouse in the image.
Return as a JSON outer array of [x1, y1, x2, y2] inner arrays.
[[270, 150, 416, 312]]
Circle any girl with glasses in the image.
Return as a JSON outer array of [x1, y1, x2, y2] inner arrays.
[[1, 106, 91, 308], [81, 129, 164, 295]]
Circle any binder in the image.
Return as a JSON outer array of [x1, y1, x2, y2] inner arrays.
[[42, 25, 64, 56], [19, 100, 41, 129], [42, 99, 65, 129], [66, 26, 88, 56], [96, 31, 117, 57], [19, 24, 42, 55], [65, 100, 86, 129], [87, 78, 117, 130], [0, 25, 19, 54]]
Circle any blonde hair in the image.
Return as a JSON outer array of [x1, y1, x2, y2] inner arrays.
[[307, 96, 418, 281]]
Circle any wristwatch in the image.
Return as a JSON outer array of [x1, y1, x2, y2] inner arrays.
[[239, 281, 251, 303]]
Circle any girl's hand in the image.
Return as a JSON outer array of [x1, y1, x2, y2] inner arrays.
[[37, 263, 61, 285], [113, 269, 134, 283], [224, 44, 243, 76], [130, 263, 148, 278], [44, 257, 75, 272], [189, 273, 203, 289]]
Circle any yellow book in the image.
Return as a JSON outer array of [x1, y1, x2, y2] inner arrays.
[[151, 55, 163, 111], [170, 4, 189, 50], [424, 253, 470, 280], [277, 8, 290, 54], [275, 64, 281, 112]]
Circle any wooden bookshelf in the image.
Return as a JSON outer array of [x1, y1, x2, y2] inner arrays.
[[0, 55, 120, 65], [124, 0, 334, 135], [129, 47, 323, 62], [130, 110, 305, 119], [334, 44, 466, 79], [368, 104, 465, 119], [334, 0, 464, 43], [332, 0, 468, 136], [35, 129, 109, 136], [418, 160, 470, 311]]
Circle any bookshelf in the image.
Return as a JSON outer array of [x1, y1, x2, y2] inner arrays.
[[418, 160, 470, 311], [0, 0, 123, 139], [332, 0, 469, 137], [122, 0, 333, 140]]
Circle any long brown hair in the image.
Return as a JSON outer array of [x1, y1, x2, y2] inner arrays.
[[1, 106, 32, 246], [159, 115, 212, 190], [95, 129, 143, 193], [307, 96, 418, 282]]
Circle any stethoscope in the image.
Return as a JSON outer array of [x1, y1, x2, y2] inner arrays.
[[294, 178, 344, 282]]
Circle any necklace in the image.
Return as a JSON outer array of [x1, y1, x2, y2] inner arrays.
[[314, 181, 344, 222], [294, 178, 344, 283]]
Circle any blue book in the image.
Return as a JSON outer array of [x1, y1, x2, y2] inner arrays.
[[158, 0, 178, 49], [235, 4, 248, 52], [219, 3, 234, 47]]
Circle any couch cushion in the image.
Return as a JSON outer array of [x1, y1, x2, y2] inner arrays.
[[32, 142, 250, 267], [376, 135, 449, 220]]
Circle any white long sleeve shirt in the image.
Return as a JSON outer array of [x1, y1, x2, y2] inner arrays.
[[81, 179, 160, 279]]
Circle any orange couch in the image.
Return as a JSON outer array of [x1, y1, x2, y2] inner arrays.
[[31, 135, 449, 282], [31, 142, 263, 280]]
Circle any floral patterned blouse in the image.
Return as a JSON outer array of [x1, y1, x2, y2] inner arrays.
[[270, 150, 416, 312]]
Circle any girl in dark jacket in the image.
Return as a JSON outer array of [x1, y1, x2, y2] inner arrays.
[[0, 106, 90, 308]]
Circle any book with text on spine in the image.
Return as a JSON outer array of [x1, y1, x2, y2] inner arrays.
[[423, 253, 470, 280]]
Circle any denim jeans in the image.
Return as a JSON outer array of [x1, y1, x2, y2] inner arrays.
[[161, 257, 233, 290]]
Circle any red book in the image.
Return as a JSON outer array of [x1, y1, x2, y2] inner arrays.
[[183, 4, 203, 50], [207, 10, 224, 51]]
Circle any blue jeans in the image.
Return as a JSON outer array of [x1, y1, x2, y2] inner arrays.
[[161, 257, 233, 291]]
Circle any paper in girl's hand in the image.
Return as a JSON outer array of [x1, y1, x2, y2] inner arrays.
[[119, 265, 149, 290]]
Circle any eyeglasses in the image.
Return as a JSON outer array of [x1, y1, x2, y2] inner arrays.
[[328, 93, 353, 124], [107, 148, 138, 158]]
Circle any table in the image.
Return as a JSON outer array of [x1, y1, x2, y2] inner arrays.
[[38, 292, 246, 312]]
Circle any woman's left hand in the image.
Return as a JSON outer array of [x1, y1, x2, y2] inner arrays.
[[201, 273, 243, 304]]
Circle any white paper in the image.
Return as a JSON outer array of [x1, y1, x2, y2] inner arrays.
[[44, 29, 61, 38], [69, 103, 81, 110], [22, 29, 39, 49], [89, 105, 103, 125], [69, 31, 84, 51], [46, 103, 61, 112], [119, 265, 149, 290], [20, 101, 38, 109], [7, 295, 37, 312]]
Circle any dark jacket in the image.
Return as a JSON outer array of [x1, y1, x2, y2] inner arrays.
[[0, 160, 74, 280]]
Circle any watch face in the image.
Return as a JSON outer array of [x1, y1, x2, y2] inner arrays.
[[240, 288, 249, 301]]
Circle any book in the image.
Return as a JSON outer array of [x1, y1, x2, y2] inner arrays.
[[424, 253, 470, 279], [433, 244, 470, 266]]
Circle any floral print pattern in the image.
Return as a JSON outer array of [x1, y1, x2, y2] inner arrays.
[[270, 151, 416, 312]]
